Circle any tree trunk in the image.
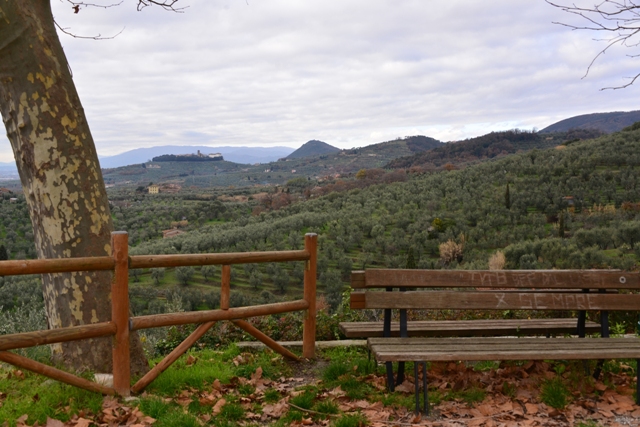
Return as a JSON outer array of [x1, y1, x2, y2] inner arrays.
[[0, 1, 147, 375]]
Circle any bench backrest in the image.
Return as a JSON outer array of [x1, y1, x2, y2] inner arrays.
[[350, 269, 640, 312]]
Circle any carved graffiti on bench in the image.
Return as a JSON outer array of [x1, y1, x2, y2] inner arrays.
[[495, 292, 593, 310]]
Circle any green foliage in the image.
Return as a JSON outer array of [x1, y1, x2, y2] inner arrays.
[[0, 375, 102, 425], [505, 183, 511, 209], [218, 402, 245, 421], [150, 267, 165, 285], [332, 413, 368, 427], [137, 396, 169, 419], [175, 266, 195, 286], [315, 400, 340, 415], [622, 121, 640, 132], [576, 422, 603, 427], [502, 381, 516, 398], [290, 391, 316, 410], [540, 377, 570, 409], [200, 265, 216, 282], [155, 410, 200, 427]]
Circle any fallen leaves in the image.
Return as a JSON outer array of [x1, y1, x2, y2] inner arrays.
[[7, 357, 640, 427], [12, 396, 157, 427]]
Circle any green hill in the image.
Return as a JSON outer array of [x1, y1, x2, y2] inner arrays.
[[540, 110, 640, 134], [386, 129, 570, 169], [4, 126, 640, 327], [285, 140, 340, 159]]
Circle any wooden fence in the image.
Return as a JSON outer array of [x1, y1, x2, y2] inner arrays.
[[0, 232, 318, 397]]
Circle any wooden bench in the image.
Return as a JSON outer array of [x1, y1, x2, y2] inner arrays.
[[349, 269, 640, 414]]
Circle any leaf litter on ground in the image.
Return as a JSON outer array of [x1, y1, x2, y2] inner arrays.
[[6, 351, 640, 427]]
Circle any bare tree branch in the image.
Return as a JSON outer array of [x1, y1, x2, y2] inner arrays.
[[63, 1, 124, 13], [54, 0, 186, 40], [137, 0, 187, 12], [546, 0, 640, 89], [54, 19, 124, 40]]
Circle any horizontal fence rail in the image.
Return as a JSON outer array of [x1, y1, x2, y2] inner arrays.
[[0, 232, 318, 397], [130, 250, 311, 269]]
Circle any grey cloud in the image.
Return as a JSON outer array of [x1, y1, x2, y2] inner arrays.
[[0, 0, 638, 162]]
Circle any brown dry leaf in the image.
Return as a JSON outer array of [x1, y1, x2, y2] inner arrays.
[[199, 391, 220, 406], [261, 399, 288, 419], [72, 418, 92, 427], [524, 403, 538, 415], [594, 382, 607, 391], [328, 386, 345, 397], [44, 418, 64, 427], [394, 380, 414, 394], [598, 408, 615, 418], [15, 415, 28, 427], [186, 354, 197, 366], [212, 398, 226, 415], [476, 403, 495, 416]]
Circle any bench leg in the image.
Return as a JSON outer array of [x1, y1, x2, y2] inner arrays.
[[397, 361, 405, 385], [422, 362, 428, 415], [414, 363, 419, 416], [592, 360, 604, 380], [636, 359, 640, 405], [413, 362, 429, 415], [386, 362, 395, 392]]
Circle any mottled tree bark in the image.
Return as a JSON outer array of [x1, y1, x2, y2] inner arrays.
[[0, 0, 147, 374]]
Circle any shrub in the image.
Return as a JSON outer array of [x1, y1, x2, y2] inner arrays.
[[488, 251, 505, 270], [175, 266, 195, 286], [439, 239, 464, 265]]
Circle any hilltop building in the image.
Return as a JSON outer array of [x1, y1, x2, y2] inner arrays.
[[148, 185, 159, 194]]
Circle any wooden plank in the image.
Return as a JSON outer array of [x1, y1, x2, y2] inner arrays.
[[132, 321, 217, 393], [220, 265, 231, 310], [0, 256, 114, 276], [362, 290, 640, 311], [339, 319, 600, 338], [130, 250, 310, 269], [0, 351, 116, 395], [351, 271, 366, 289], [131, 299, 309, 330], [368, 337, 640, 362], [111, 232, 130, 397], [0, 322, 116, 352], [350, 292, 366, 309], [362, 269, 637, 290], [302, 233, 317, 359], [232, 320, 300, 361]]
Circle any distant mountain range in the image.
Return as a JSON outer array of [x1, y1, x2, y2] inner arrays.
[[285, 140, 340, 159], [99, 145, 295, 168], [540, 110, 640, 133], [1, 110, 639, 182]]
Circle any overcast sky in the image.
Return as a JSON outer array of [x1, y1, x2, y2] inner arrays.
[[1, 0, 639, 163]]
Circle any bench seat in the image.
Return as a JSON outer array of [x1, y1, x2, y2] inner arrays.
[[369, 336, 640, 362], [340, 318, 601, 338]]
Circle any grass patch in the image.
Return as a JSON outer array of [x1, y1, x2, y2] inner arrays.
[[0, 372, 103, 425], [332, 413, 368, 427], [540, 377, 571, 409], [315, 400, 340, 415], [146, 349, 235, 395], [154, 409, 200, 427], [290, 390, 316, 410]]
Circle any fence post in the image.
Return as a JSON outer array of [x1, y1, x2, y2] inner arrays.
[[302, 233, 317, 358], [111, 231, 130, 396], [221, 265, 231, 311]]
